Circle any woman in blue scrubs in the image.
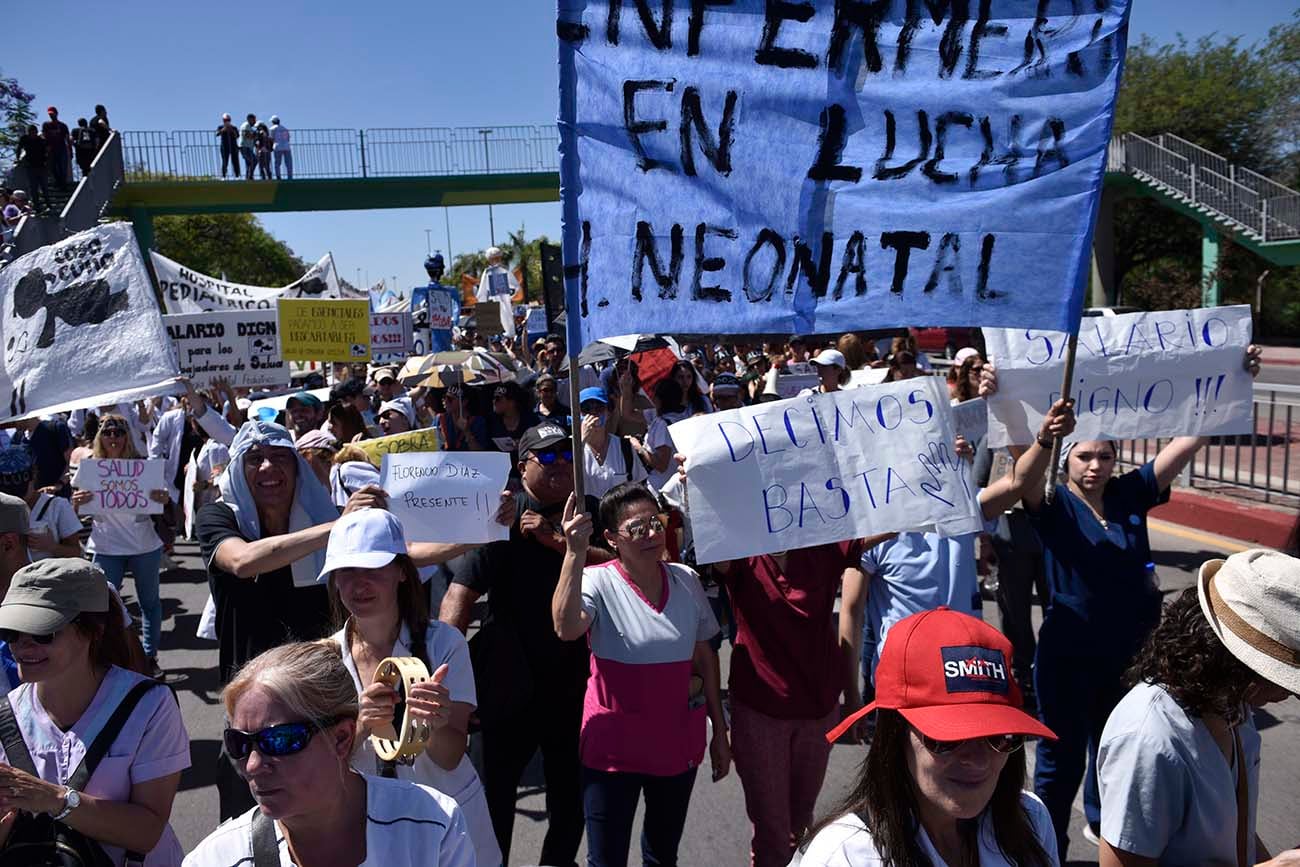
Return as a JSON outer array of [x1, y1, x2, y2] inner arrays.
[[1007, 344, 1262, 858]]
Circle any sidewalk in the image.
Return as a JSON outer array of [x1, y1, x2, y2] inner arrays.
[[1152, 487, 1298, 551], [1262, 344, 1300, 367]]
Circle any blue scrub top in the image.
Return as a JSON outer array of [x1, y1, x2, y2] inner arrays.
[[0, 642, 18, 692], [1031, 461, 1168, 656]]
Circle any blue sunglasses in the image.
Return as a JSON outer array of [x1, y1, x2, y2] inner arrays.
[[224, 717, 341, 761], [530, 448, 573, 466]]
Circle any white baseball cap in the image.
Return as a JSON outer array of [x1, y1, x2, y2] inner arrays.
[[811, 349, 846, 369], [953, 347, 982, 365], [318, 509, 407, 584], [1197, 549, 1300, 695]]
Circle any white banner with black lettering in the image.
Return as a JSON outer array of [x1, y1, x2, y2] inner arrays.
[[163, 310, 291, 388], [153, 251, 342, 314], [982, 305, 1254, 447], [671, 377, 982, 564], [0, 224, 180, 422]]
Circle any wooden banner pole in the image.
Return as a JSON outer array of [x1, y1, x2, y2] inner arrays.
[[1043, 334, 1079, 504], [566, 353, 586, 504]]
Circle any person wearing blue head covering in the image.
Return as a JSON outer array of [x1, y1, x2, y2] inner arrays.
[[195, 420, 385, 820]]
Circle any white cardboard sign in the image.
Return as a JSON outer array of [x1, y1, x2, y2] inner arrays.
[[381, 451, 511, 544], [951, 398, 989, 445], [73, 459, 166, 515], [983, 306, 1254, 447], [163, 310, 291, 388], [0, 224, 181, 421], [371, 312, 414, 361], [670, 377, 983, 564]]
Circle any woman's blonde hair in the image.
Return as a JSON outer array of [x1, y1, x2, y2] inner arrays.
[[333, 444, 372, 466], [223, 640, 360, 745], [92, 413, 141, 459]]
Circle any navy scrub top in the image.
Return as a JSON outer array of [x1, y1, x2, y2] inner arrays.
[[1031, 461, 1169, 657]]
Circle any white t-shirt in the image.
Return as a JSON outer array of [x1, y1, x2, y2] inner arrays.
[[333, 622, 501, 867], [583, 434, 649, 500], [793, 791, 1059, 866], [183, 773, 475, 867], [86, 513, 162, 557], [1098, 680, 1260, 865], [645, 410, 688, 491], [27, 492, 83, 561]]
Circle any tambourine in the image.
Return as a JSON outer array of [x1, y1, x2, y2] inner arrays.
[[368, 656, 432, 764]]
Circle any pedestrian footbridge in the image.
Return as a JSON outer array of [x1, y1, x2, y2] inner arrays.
[[4, 126, 1299, 302]]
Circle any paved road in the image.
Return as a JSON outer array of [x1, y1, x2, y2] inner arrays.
[[148, 521, 1297, 866]]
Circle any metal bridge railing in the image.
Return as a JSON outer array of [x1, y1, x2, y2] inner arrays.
[[120, 125, 560, 182], [1109, 132, 1300, 243]]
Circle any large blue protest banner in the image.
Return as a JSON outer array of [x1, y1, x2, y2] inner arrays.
[[557, 1, 1130, 348]]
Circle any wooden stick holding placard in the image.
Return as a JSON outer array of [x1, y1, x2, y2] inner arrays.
[[566, 353, 586, 503], [1043, 334, 1079, 504]]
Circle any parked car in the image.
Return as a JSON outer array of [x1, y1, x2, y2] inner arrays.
[[910, 326, 982, 359]]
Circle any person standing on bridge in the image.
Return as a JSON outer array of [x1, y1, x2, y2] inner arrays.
[[41, 107, 72, 190], [984, 343, 1265, 859], [238, 113, 258, 180], [270, 116, 292, 180], [215, 113, 240, 179], [1096, 549, 1300, 867]]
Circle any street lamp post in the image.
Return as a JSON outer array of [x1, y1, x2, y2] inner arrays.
[[424, 229, 432, 255], [479, 128, 495, 246]]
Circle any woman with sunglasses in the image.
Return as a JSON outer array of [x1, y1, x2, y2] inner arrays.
[[553, 482, 729, 867], [0, 558, 189, 866], [487, 381, 538, 475], [184, 640, 475, 867], [71, 413, 170, 677], [321, 508, 503, 866], [798, 608, 1059, 867]]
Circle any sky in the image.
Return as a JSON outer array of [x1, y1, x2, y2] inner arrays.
[[4, 0, 1294, 293]]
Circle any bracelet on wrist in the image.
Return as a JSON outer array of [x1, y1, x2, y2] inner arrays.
[[1036, 436, 1054, 449]]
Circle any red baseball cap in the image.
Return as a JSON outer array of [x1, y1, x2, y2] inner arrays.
[[827, 607, 1056, 744]]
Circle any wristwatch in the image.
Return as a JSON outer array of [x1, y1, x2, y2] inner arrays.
[[51, 787, 80, 820]]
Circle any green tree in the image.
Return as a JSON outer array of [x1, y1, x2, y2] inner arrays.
[[0, 72, 35, 170], [1109, 22, 1300, 335], [153, 214, 309, 286]]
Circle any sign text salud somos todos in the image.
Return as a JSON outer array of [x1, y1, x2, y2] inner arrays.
[[558, 1, 1130, 344]]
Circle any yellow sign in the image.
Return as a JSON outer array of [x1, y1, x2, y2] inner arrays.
[[355, 428, 442, 466], [277, 299, 372, 362]]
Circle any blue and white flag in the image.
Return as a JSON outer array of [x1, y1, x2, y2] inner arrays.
[[558, 0, 1130, 346]]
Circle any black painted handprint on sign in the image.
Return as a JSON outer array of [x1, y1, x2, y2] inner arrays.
[[11, 267, 129, 349]]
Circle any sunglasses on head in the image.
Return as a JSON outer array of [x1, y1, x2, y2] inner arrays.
[[619, 515, 665, 540], [917, 730, 1026, 756], [529, 447, 573, 466], [223, 717, 342, 761]]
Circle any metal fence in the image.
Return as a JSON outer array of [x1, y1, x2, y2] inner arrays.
[[120, 125, 561, 181], [1118, 383, 1300, 505]]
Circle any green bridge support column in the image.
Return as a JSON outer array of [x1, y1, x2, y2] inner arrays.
[[1201, 224, 1221, 307], [130, 209, 156, 254]]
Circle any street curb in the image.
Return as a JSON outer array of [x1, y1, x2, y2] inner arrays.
[[1151, 489, 1298, 551]]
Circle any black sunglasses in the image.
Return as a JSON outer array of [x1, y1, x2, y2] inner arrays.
[[918, 731, 1026, 756], [0, 623, 71, 645], [529, 448, 573, 466], [223, 717, 342, 761]]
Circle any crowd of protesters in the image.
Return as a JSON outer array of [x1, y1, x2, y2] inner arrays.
[[0, 309, 1294, 867], [3, 104, 111, 219]]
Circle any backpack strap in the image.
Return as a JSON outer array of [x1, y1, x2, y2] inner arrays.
[[65, 680, 160, 792], [33, 494, 54, 524], [0, 696, 37, 776], [251, 808, 280, 867]]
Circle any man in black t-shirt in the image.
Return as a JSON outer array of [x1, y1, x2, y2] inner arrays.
[[441, 421, 609, 867], [196, 420, 379, 819]]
